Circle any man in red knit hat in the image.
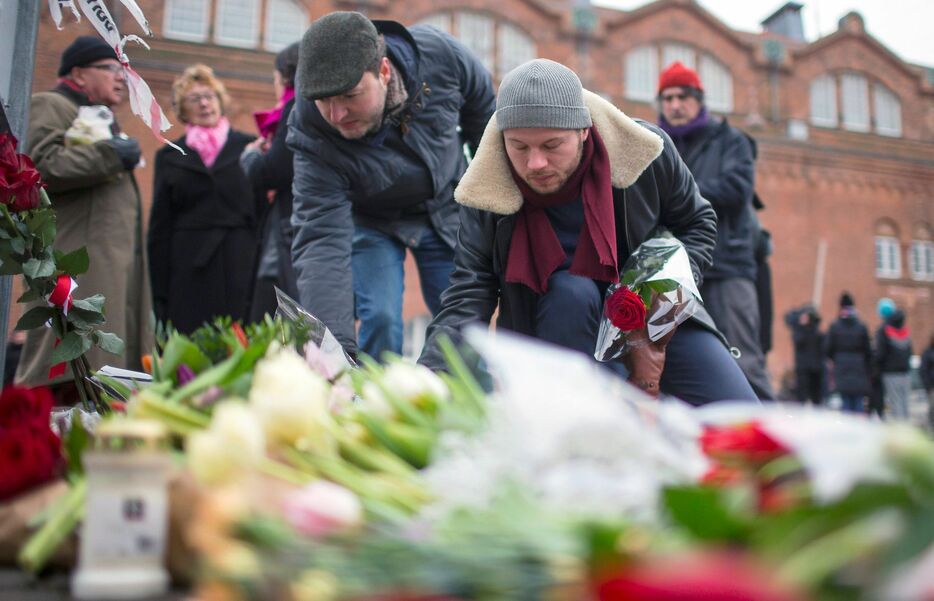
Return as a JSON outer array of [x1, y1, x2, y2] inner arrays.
[[657, 61, 775, 400]]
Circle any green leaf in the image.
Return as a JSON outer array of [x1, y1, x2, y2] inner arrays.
[[70, 294, 105, 314], [22, 257, 55, 278], [639, 286, 653, 308], [647, 279, 679, 294], [49, 331, 93, 364], [10, 236, 25, 255], [15, 306, 56, 331], [92, 330, 124, 355], [0, 227, 11, 239], [66, 307, 106, 329], [56, 248, 90, 277], [620, 269, 640, 286], [663, 486, 751, 542], [16, 287, 40, 303], [0, 253, 22, 275], [159, 333, 212, 381], [63, 415, 89, 476]]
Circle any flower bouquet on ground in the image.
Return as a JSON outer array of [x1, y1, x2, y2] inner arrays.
[[595, 230, 701, 363]]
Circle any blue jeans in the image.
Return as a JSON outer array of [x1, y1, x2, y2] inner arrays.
[[534, 270, 758, 405], [352, 225, 454, 359], [840, 394, 864, 413]]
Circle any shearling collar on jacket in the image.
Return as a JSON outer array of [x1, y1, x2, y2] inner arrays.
[[455, 90, 664, 215]]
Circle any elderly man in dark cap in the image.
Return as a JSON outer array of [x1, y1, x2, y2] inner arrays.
[[15, 36, 150, 391], [656, 61, 775, 400], [287, 12, 495, 360], [418, 59, 758, 405]]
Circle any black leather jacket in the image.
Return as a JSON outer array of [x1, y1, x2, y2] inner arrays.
[[419, 95, 720, 370]]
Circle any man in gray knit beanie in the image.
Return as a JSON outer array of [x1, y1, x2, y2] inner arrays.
[[420, 59, 761, 406]]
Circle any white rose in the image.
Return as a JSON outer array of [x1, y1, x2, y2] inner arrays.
[[381, 362, 449, 407], [249, 349, 333, 450], [187, 402, 266, 485]]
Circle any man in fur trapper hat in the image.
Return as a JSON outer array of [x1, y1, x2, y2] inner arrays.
[[419, 59, 758, 405], [656, 61, 775, 400]]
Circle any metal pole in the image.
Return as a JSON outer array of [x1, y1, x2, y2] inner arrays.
[[0, 0, 41, 384]]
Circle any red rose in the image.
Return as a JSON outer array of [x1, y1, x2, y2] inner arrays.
[[0, 423, 62, 501], [0, 385, 55, 429], [700, 421, 790, 465], [604, 285, 646, 331], [0, 133, 44, 212]]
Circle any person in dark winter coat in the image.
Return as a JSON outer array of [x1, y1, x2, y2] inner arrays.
[[785, 304, 824, 405], [288, 12, 495, 359], [656, 62, 774, 401], [418, 59, 757, 405], [876, 308, 913, 420], [242, 42, 301, 320], [149, 65, 260, 334], [825, 293, 872, 413], [921, 334, 934, 430]]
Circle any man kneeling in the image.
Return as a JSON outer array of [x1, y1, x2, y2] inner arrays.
[[418, 59, 757, 405]]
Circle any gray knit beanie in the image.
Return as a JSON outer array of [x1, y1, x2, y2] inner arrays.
[[495, 59, 592, 131]]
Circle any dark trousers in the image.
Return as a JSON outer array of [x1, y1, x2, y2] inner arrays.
[[795, 368, 823, 405], [534, 270, 758, 405]]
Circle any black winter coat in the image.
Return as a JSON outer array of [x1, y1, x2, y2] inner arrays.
[[288, 20, 496, 353], [825, 314, 872, 395], [792, 323, 824, 372], [673, 119, 758, 282], [241, 98, 298, 298], [149, 130, 259, 334], [419, 92, 720, 370], [876, 312, 912, 373]]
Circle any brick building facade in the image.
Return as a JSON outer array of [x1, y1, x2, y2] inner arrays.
[[23, 0, 934, 390]]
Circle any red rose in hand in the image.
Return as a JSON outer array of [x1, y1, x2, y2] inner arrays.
[[0, 133, 44, 212], [604, 285, 646, 331]]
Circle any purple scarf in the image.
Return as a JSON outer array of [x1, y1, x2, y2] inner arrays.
[[253, 86, 295, 139], [658, 107, 709, 140]]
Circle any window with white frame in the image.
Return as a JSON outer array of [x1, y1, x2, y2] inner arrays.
[[873, 83, 902, 137], [164, 0, 209, 42], [809, 74, 837, 127], [910, 235, 934, 281], [264, 0, 307, 51], [215, 0, 260, 48], [416, 12, 535, 79], [624, 44, 734, 111], [699, 54, 733, 112], [625, 45, 657, 102], [498, 22, 535, 78], [875, 235, 902, 278], [841, 73, 870, 132], [661, 43, 695, 70]]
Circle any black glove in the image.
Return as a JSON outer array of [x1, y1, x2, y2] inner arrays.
[[106, 137, 141, 170]]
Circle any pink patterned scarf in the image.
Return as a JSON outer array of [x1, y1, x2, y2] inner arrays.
[[254, 86, 295, 139], [185, 117, 230, 168]]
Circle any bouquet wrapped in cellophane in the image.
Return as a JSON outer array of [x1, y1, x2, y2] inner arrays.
[[595, 230, 701, 362]]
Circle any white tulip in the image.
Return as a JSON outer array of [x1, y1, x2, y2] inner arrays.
[[381, 362, 449, 406]]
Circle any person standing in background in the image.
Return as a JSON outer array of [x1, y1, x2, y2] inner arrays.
[[655, 62, 774, 400], [786, 304, 824, 405], [921, 334, 934, 432], [16, 36, 150, 391], [875, 307, 913, 421], [242, 42, 301, 320], [149, 65, 260, 334], [825, 293, 872, 413]]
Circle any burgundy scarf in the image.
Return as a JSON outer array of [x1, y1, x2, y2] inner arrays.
[[505, 127, 618, 295]]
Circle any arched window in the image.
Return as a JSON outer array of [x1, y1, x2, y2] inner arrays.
[[215, 0, 261, 48], [164, 0, 209, 42], [873, 83, 902, 137], [841, 72, 870, 132], [910, 224, 934, 281], [265, 0, 308, 51], [624, 44, 734, 113], [875, 220, 902, 279], [809, 74, 837, 127], [415, 11, 535, 80]]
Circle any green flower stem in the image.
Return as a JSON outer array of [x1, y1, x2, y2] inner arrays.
[[259, 457, 316, 486], [18, 478, 87, 574], [0, 203, 20, 239]]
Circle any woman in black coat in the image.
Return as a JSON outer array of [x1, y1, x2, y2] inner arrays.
[[825, 293, 873, 413], [241, 43, 300, 320], [149, 65, 259, 334]]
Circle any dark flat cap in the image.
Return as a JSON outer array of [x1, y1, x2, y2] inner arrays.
[[298, 12, 380, 100], [58, 36, 119, 77]]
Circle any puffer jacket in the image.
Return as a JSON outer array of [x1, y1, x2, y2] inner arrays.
[[419, 91, 719, 370], [876, 310, 912, 373], [287, 20, 495, 354], [825, 313, 872, 395]]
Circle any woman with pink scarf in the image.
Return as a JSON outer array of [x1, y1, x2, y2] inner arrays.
[[241, 43, 300, 320], [148, 64, 260, 333]]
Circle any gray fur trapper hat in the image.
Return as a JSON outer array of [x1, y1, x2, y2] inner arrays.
[[298, 11, 380, 100], [495, 59, 592, 131]]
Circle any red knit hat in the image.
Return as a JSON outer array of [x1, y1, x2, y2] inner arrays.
[[657, 61, 703, 95]]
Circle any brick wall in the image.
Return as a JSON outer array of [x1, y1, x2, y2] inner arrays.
[[18, 0, 934, 391]]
